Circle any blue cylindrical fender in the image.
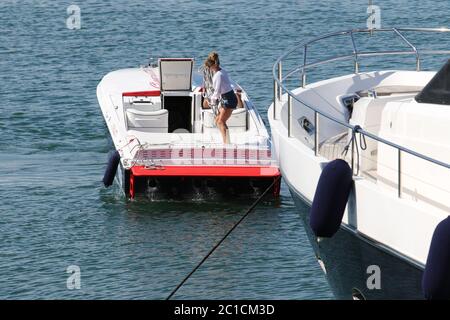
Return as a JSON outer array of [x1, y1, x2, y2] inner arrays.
[[103, 151, 120, 187], [422, 216, 450, 300], [309, 159, 353, 238]]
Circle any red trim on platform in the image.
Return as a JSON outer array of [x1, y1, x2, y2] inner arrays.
[[122, 90, 161, 97], [130, 166, 280, 178]]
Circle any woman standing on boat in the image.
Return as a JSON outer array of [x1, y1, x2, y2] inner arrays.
[[203, 52, 238, 144]]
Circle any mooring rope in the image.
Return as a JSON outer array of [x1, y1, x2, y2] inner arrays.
[[342, 125, 367, 175], [166, 175, 281, 300]]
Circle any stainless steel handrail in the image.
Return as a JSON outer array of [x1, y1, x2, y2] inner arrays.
[[350, 31, 359, 73], [272, 27, 450, 198], [282, 50, 419, 81], [392, 28, 420, 71]]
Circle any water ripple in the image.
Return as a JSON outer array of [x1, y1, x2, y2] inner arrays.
[[2, 0, 445, 299]]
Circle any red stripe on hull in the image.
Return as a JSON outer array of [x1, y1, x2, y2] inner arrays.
[[130, 165, 280, 177]]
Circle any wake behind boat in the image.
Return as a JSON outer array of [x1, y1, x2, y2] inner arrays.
[[98, 58, 280, 199]]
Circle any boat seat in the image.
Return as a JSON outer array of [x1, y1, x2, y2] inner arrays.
[[130, 101, 161, 112], [126, 108, 169, 133], [202, 108, 247, 132], [347, 94, 416, 172]]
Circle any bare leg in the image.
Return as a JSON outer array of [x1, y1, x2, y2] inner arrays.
[[217, 107, 233, 144]]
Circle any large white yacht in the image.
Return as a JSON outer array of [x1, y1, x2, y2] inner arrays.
[[97, 58, 280, 199], [268, 28, 450, 299]]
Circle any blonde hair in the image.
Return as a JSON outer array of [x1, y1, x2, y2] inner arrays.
[[204, 51, 220, 68]]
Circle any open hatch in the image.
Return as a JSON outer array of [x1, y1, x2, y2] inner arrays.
[[159, 58, 194, 132]]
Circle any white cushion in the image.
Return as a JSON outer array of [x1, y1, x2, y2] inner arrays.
[[127, 108, 168, 133], [130, 101, 161, 112], [202, 108, 247, 129]]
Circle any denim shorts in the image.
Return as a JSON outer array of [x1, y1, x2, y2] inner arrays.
[[221, 90, 238, 109]]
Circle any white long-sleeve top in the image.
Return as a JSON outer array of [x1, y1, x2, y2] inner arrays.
[[211, 68, 234, 104]]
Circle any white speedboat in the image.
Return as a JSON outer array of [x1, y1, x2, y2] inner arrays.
[[97, 58, 280, 199], [268, 28, 450, 299]]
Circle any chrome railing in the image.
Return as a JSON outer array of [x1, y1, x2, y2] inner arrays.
[[272, 27, 450, 198]]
